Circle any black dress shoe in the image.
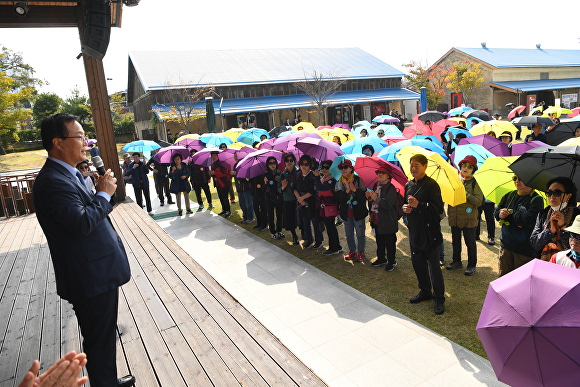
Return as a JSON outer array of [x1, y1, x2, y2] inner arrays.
[[434, 301, 445, 315], [118, 375, 135, 387], [409, 291, 433, 304], [446, 261, 463, 270], [464, 266, 476, 276]]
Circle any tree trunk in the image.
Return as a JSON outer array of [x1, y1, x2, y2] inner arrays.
[[0, 142, 6, 156]]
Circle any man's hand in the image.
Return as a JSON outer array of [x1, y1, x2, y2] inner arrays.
[[96, 169, 117, 196], [19, 351, 88, 387]]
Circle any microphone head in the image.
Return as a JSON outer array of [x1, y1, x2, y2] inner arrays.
[[92, 156, 104, 168]]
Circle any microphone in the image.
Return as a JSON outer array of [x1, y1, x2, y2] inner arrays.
[[92, 156, 107, 176]]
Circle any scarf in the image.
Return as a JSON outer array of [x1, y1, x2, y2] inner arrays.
[[540, 206, 576, 261]]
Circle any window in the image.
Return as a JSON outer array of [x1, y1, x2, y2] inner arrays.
[[540, 72, 549, 80]]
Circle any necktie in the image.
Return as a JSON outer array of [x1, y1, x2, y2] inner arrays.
[[75, 170, 90, 191]]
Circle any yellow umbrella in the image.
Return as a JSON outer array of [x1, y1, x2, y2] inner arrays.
[[228, 141, 252, 149], [223, 128, 245, 141], [542, 107, 572, 117], [397, 146, 466, 206], [292, 122, 316, 131], [298, 127, 318, 133], [317, 129, 350, 145], [529, 105, 544, 115], [174, 133, 199, 143], [470, 121, 518, 138]]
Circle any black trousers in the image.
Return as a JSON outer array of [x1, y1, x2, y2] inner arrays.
[[133, 184, 152, 212], [411, 244, 445, 302], [322, 216, 340, 251], [193, 183, 212, 207], [477, 202, 495, 239], [265, 198, 282, 233], [451, 226, 477, 268], [154, 176, 171, 202], [70, 288, 119, 387], [376, 233, 397, 263], [217, 186, 230, 212]]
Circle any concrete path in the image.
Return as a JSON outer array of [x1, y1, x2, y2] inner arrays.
[[126, 187, 506, 387]]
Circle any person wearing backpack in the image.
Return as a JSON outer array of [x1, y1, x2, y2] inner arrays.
[[446, 155, 484, 276], [366, 165, 402, 271]]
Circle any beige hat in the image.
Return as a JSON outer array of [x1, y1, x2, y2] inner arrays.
[[122, 153, 130, 159], [564, 215, 580, 235]]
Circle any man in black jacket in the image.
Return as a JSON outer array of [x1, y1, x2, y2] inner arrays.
[[403, 154, 446, 315]]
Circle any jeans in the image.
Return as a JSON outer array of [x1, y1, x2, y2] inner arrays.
[[238, 191, 254, 220], [300, 212, 323, 243], [344, 217, 366, 252], [451, 226, 477, 268]]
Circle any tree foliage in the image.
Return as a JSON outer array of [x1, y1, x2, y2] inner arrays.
[[403, 61, 452, 110], [0, 46, 45, 93], [294, 69, 345, 125], [32, 93, 62, 129], [109, 92, 135, 135], [0, 70, 34, 153], [60, 87, 93, 134], [445, 61, 485, 104]]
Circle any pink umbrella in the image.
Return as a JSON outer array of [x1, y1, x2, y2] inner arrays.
[[402, 123, 433, 138], [569, 107, 580, 118], [295, 137, 345, 163], [235, 149, 283, 179], [174, 138, 205, 151], [272, 132, 320, 152], [151, 146, 190, 164], [353, 156, 407, 192], [383, 135, 407, 145], [316, 125, 333, 130], [189, 148, 236, 169], [257, 138, 277, 150], [477, 259, 580, 387], [432, 119, 460, 138], [507, 105, 526, 120], [510, 140, 548, 156], [235, 146, 255, 159]]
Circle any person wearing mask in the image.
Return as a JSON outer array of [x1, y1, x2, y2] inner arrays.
[[494, 175, 544, 276], [188, 149, 213, 210], [169, 153, 192, 215], [530, 177, 579, 261], [278, 153, 300, 244], [294, 155, 323, 249], [403, 154, 445, 315], [263, 156, 284, 239], [314, 160, 342, 255], [335, 159, 368, 262], [549, 216, 580, 269], [445, 156, 483, 276], [366, 165, 400, 271]]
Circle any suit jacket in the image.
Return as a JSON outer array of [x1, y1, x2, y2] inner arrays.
[[124, 161, 149, 189], [33, 158, 130, 301]]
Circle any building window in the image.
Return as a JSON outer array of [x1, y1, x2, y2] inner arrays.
[[540, 72, 549, 80]]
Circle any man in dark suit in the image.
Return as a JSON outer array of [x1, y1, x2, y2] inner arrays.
[[124, 152, 153, 214], [33, 113, 135, 387]]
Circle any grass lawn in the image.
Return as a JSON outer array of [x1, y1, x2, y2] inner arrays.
[[1, 147, 498, 359]]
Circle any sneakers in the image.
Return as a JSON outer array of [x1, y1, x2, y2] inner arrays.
[[186, 209, 193, 214], [385, 261, 397, 272], [258, 226, 268, 231], [446, 261, 463, 270], [276, 232, 285, 239], [344, 250, 356, 260], [464, 267, 476, 276], [335, 220, 343, 227], [224, 211, 232, 218], [271, 233, 278, 239], [322, 249, 339, 255], [208, 203, 214, 209], [439, 257, 445, 266], [218, 211, 226, 216], [198, 205, 204, 210], [230, 199, 236, 203], [167, 200, 175, 204], [410, 291, 433, 304], [160, 202, 164, 207], [148, 211, 154, 215], [312, 241, 323, 249], [355, 252, 365, 262], [300, 240, 313, 249], [178, 210, 183, 216], [253, 225, 261, 230], [371, 259, 388, 267], [488, 237, 495, 245]]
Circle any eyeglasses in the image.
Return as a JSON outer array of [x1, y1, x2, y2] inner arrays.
[[284, 159, 295, 163], [338, 165, 351, 170], [569, 233, 580, 241], [378, 132, 384, 135], [512, 176, 520, 182], [61, 135, 88, 143], [320, 165, 330, 170], [78, 166, 89, 170], [300, 163, 310, 167], [267, 161, 277, 165], [546, 189, 565, 197]]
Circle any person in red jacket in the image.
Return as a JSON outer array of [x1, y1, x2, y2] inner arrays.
[[210, 151, 232, 217]]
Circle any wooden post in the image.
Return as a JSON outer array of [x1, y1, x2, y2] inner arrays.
[[82, 53, 126, 200]]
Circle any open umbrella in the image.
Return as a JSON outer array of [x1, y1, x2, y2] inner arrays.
[[151, 146, 190, 164], [477, 259, 580, 387], [458, 134, 510, 157], [402, 122, 433, 138], [223, 128, 245, 141], [87, 139, 97, 146], [257, 138, 277, 150], [512, 116, 555, 127], [511, 140, 548, 157], [317, 128, 350, 145], [332, 123, 351, 131], [558, 137, 580, 147], [375, 124, 402, 136], [471, 121, 519, 138], [189, 148, 236, 170], [235, 149, 283, 179], [466, 117, 484, 129], [353, 156, 407, 192], [447, 106, 473, 116], [269, 126, 290, 138], [174, 138, 205, 151], [545, 122, 580, 145], [507, 105, 526, 120], [199, 133, 234, 148], [340, 137, 388, 155], [444, 127, 473, 141], [277, 130, 298, 138], [383, 135, 408, 145], [353, 120, 372, 129], [292, 121, 316, 131], [418, 111, 446, 122], [234, 146, 256, 160], [122, 140, 161, 153], [372, 114, 393, 123], [432, 119, 461, 137], [174, 133, 199, 143], [509, 145, 580, 191], [236, 128, 270, 145], [295, 137, 345, 162], [474, 156, 520, 204], [542, 106, 572, 117], [412, 134, 443, 148], [376, 116, 400, 124], [377, 139, 446, 162], [272, 131, 320, 152], [397, 146, 466, 206], [569, 107, 580, 118], [451, 144, 495, 170], [464, 110, 492, 121]]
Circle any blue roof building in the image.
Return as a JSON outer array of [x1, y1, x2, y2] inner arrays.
[[430, 45, 580, 115], [127, 48, 419, 138]]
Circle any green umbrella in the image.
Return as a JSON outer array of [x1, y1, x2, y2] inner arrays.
[[205, 97, 216, 133]]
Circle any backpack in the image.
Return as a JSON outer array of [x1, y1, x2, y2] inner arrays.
[[392, 186, 404, 220]]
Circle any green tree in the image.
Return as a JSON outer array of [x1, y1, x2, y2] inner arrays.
[[60, 87, 93, 134], [445, 61, 485, 105], [0, 70, 33, 154], [0, 46, 45, 92], [403, 61, 452, 110], [32, 93, 62, 129], [110, 92, 135, 135]]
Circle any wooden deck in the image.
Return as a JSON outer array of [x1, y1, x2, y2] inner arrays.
[[0, 201, 327, 387]]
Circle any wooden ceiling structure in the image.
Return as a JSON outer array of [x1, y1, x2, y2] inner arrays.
[[0, 0, 128, 199]]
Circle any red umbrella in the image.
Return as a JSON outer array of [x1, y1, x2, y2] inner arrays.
[[353, 156, 407, 192], [432, 119, 459, 138], [507, 105, 526, 119], [383, 135, 407, 145], [402, 122, 433, 138]]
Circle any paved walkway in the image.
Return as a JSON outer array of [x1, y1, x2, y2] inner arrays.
[[126, 186, 506, 387]]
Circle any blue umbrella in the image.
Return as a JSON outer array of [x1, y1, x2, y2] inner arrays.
[[377, 139, 447, 162], [412, 134, 443, 147], [451, 144, 495, 169], [199, 133, 234, 148], [277, 130, 298, 137], [372, 114, 392, 123], [340, 137, 388, 155], [420, 87, 427, 113], [236, 128, 270, 145], [466, 117, 483, 129], [375, 124, 402, 136], [352, 120, 372, 129], [122, 140, 161, 153], [448, 106, 473, 116], [352, 126, 378, 138], [443, 128, 472, 142], [329, 155, 361, 180]]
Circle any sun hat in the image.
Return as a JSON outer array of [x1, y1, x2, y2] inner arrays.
[[564, 216, 580, 235], [458, 155, 478, 171], [337, 159, 353, 168]]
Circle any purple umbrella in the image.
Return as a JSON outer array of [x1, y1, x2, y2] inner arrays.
[[332, 123, 352, 131], [272, 132, 321, 152], [510, 140, 548, 157], [477, 259, 580, 387], [235, 149, 283, 179], [295, 137, 345, 162], [459, 134, 510, 157], [174, 138, 205, 151], [376, 116, 400, 124], [258, 138, 277, 150], [151, 146, 190, 164], [189, 148, 236, 170]]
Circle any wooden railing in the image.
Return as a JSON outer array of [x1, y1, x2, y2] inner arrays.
[[0, 171, 38, 218]]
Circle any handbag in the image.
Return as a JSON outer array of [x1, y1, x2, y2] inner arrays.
[[321, 204, 338, 217]]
